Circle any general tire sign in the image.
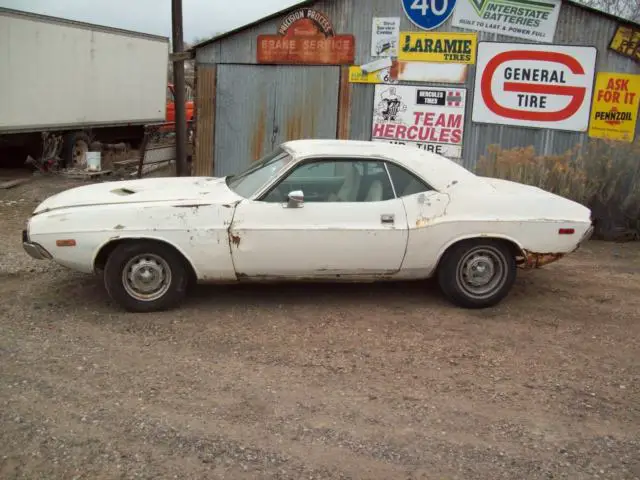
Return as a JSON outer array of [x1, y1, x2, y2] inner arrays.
[[472, 42, 597, 132], [372, 85, 466, 158]]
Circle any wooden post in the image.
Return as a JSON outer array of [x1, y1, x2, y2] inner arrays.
[[194, 65, 216, 176]]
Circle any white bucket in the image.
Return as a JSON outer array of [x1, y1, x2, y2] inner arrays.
[[86, 152, 101, 172]]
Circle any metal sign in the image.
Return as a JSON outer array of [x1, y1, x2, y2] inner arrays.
[[257, 8, 355, 65], [451, 0, 561, 43], [372, 84, 466, 158], [609, 24, 640, 63], [588, 72, 640, 142], [398, 31, 477, 63], [401, 0, 457, 31], [472, 42, 597, 132], [371, 17, 401, 57], [348, 66, 397, 84]]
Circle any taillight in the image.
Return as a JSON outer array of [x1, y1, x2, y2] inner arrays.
[[558, 228, 575, 235]]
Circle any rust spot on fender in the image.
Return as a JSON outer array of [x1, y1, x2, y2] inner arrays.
[[114, 224, 125, 230], [520, 251, 564, 269], [230, 233, 241, 247]]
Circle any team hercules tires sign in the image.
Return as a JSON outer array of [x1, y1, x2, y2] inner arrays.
[[472, 42, 597, 132], [372, 85, 466, 158]]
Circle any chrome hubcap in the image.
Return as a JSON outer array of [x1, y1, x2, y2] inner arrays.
[[122, 254, 172, 302], [456, 247, 508, 300]]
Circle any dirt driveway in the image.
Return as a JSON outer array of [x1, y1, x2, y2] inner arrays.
[[1, 177, 639, 479]]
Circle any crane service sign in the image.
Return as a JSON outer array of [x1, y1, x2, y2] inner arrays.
[[588, 72, 640, 143], [257, 8, 355, 64], [452, 0, 561, 43], [371, 85, 466, 158], [471, 42, 597, 131]]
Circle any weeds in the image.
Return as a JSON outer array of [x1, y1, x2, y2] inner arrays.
[[476, 140, 640, 241]]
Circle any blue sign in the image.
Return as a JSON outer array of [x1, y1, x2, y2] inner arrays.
[[401, 0, 457, 31]]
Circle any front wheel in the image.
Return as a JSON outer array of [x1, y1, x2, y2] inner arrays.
[[437, 240, 517, 309], [103, 241, 189, 312]]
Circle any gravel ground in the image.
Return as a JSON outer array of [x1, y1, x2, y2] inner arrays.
[[1, 176, 639, 480]]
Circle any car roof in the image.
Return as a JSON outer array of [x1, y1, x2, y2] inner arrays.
[[280, 139, 488, 193]]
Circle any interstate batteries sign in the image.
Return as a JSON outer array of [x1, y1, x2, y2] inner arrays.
[[588, 72, 640, 142], [372, 85, 466, 158], [398, 32, 477, 63], [257, 8, 355, 64], [472, 42, 597, 132], [452, 0, 561, 43]]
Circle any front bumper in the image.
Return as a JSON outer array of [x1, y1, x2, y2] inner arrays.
[[22, 229, 52, 260]]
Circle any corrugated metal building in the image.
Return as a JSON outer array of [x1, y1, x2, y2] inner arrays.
[[190, 0, 640, 176]]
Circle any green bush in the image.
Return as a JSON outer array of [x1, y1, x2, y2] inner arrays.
[[476, 140, 640, 241]]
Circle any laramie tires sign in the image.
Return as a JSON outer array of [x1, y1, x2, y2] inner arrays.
[[472, 42, 597, 131]]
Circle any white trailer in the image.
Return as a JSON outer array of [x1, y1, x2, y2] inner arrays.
[[0, 7, 170, 169]]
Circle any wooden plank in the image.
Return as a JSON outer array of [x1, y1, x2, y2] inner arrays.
[[337, 65, 352, 140], [194, 64, 216, 177], [0, 178, 30, 189]]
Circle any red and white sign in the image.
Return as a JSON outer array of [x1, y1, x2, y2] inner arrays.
[[372, 85, 466, 158], [472, 42, 597, 131]]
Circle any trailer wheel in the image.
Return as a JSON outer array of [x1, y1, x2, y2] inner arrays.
[[61, 131, 91, 169]]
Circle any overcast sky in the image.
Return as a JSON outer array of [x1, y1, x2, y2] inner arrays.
[[0, 0, 300, 42]]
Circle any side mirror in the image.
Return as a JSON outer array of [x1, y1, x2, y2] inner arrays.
[[287, 190, 304, 208]]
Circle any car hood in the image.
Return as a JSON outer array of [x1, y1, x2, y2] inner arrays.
[[33, 176, 242, 214]]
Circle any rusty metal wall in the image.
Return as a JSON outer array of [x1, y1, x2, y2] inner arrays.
[[214, 64, 340, 176], [196, 0, 640, 171]]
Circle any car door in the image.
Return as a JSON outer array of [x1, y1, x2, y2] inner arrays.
[[228, 158, 409, 278]]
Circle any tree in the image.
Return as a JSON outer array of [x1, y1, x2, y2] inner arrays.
[[577, 0, 640, 22]]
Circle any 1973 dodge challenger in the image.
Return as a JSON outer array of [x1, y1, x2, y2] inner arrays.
[[23, 140, 593, 312]]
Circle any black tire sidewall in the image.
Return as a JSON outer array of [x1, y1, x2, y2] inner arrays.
[[437, 240, 517, 309], [103, 241, 188, 313]]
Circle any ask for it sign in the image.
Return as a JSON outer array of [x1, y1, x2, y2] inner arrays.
[[589, 72, 640, 143]]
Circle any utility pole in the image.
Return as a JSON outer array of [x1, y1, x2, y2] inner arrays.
[[171, 0, 187, 176]]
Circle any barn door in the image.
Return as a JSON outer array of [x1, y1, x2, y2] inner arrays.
[[214, 65, 340, 177]]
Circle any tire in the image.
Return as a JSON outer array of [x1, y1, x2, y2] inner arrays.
[[61, 131, 91, 169], [437, 239, 517, 309], [103, 241, 189, 313]]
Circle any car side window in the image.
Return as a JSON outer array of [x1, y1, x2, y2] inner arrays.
[[385, 163, 434, 197], [261, 159, 395, 203]]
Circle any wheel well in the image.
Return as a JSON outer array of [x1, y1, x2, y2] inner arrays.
[[436, 237, 525, 272], [94, 238, 198, 284]]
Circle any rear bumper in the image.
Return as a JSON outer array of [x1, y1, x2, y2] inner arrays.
[[22, 229, 52, 260]]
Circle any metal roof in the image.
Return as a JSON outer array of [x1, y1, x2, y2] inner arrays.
[[189, 0, 315, 52], [0, 6, 169, 42], [190, 0, 639, 52]]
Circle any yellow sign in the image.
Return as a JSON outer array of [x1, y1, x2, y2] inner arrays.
[[588, 72, 640, 143], [609, 25, 640, 63], [348, 66, 394, 84], [398, 32, 477, 64]]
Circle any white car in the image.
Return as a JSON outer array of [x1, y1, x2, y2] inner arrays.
[[23, 139, 593, 312]]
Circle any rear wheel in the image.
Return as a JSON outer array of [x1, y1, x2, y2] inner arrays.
[[103, 241, 189, 312], [437, 240, 517, 309]]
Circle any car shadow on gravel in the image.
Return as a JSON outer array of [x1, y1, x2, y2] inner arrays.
[[23, 268, 560, 316]]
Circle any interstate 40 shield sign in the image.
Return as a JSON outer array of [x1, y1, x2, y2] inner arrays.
[[372, 85, 466, 158], [472, 42, 597, 132], [402, 0, 457, 30]]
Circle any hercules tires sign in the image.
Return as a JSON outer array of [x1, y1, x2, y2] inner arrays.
[[472, 42, 597, 132]]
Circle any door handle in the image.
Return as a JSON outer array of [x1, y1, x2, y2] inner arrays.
[[381, 214, 395, 224]]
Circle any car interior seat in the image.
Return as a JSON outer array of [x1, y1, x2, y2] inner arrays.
[[329, 164, 361, 202]]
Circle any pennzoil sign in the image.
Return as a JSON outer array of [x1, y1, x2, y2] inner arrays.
[[257, 8, 355, 65], [472, 42, 597, 132]]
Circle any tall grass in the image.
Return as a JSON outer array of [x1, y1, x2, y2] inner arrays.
[[476, 139, 640, 241]]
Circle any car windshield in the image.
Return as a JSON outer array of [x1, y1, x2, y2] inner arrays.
[[226, 147, 293, 198]]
